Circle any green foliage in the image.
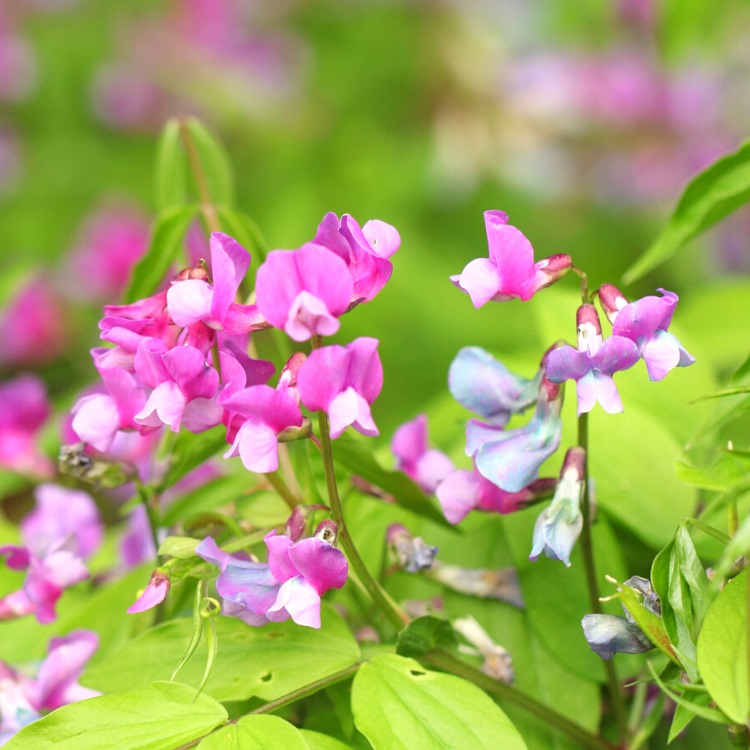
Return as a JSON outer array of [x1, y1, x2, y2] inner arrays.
[[5, 682, 227, 750], [197, 715, 310, 749], [351, 654, 528, 750]]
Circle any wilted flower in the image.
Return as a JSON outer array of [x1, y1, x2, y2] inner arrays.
[[387, 524, 438, 573]]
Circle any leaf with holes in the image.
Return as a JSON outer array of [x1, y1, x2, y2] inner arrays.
[[81, 605, 359, 703], [352, 654, 527, 750]]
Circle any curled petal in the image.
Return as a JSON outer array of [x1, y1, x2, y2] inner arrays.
[[267, 577, 321, 628], [582, 614, 654, 659]]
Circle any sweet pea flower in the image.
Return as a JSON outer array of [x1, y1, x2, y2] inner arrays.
[[448, 347, 541, 426], [451, 211, 571, 307], [467, 376, 564, 494], [220, 385, 303, 473], [297, 338, 382, 439], [545, 304, 640, 415], [436, 469, 556, 525], [0, 374, 54, 477], [609, 287, 695, 382], [195, 525, 348, 629], [391, 414, 454, 493], [133, 340, 222, 433], [255, 244, 353, 341], [126, 569, 170, 613], [0, 485, 102, 624], [312, 212, 400, 304], [167, 232, 265, 334], [529, 447, 586, 566], [0, 630, 99, 744]]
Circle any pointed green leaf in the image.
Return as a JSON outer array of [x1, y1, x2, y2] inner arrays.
[[124, 205, 199, 303], [160, 425, 228, 490], [197, 715, 309, 749], [82, 605, 360, 702], [396, 615, 456, 658], [623, 138, 750, 283], [185, 118, 235, 208], [697, 569, 749, 724], [5, 682, 227, 750], [352, 654, 527, 750], [154, 119, 189, 211], [299, 729, 353, 750]]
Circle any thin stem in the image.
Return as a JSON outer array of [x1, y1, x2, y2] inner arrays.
[[577, 412, 628, 746], [178, 119, 221, 234], [425, 649, 617, 750], [316, 406, 408, 630], [135, 480, 161, 559], [265, 470, 300, 510]]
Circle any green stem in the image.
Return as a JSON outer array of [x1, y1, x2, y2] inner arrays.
[[577, 412, 628, 746], [425, 649, 617, 750], [316, 407, 408, 630], [729, 724, 749, 749], [265, 470, 300, 510], [178, 119, 221, 235], [135, 480, 161, 560]]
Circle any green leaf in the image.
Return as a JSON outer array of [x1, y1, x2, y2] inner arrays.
[[714, 513, 750, 579], [333, 432, 451, 528], [160, 426, 229, 490], [184, 118, 235, 208], [197, 715, 309, 749], [352, 654, 527, 750], [5, 681, 227, 750], [623, 138, 750, 283], [668, 693, 713, 744], [158, 536, 200, 558], [124, 205, 199, 303], [81, 605, 360, 703], [216, 206, 269, 259], [154, 118, 189, 211], [396, 615, 456, 658], [676, 451, 750, 492], [161, 473, 253, 526], [697, 569, 749, 724], [299, 729, 353, 750], [647, 662, 729, 724]]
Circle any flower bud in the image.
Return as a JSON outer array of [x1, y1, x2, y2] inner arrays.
[[285, 505, 329, 542], [534, 253, 572, 291], [127, 569, 170, 614], [173, 262, 209, 282], [576, 304, 602, 354], [314, 519, 339, 546], [597, 283, 629, 324], [277, 417, 313, 443]]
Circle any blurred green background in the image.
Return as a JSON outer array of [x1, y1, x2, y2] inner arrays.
[[2, 0, 750, 438]]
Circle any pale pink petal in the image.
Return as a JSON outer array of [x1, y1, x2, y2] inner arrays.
[[167, 279, 213, 328], [453, 258, 500, 308], [435, 470, 481, 524], [229, 419, 279, 473], [269, 577, 321, 628], [285, 291, 340, 341], [362, 219, 401, 258], [328, 388, 377, 439]]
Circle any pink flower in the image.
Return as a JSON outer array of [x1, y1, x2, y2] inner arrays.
[[166, 232, 265, 334], [312, 212, 400, 304], [255, 244, 353, 341], [127, 569, 170, 613], [391, 414, 454, 493], [0, 374, 53, 477], [451, 211, 571, 307], [297, 338, 383, 439]]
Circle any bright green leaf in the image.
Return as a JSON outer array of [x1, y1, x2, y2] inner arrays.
[[697, 569, 749, 724], [623, 138, 750, 283], [352, 654, 527, 750], [197, 714, 309, 749], [161, 473, 253, 526], [160, 426, 228, 490], [5, 681, 227, 750], [185, 118, 235, 208], [154, 118, 189, 211], [299, 729, 353, 750], [124, 205, 199, 304], [396, 615, 456, 658], [81, 605, 360, 703]]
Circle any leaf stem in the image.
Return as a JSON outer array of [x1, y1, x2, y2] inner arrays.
[[178, 119, 221, 235], [265, 470, 301, 510], [424, 648, 618, 750], [577, 412, 628, 746]]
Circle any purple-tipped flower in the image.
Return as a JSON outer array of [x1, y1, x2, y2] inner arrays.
[[467, 376, 564, 493], [451, 211, 571, 307], [436, 469, 555, 525], [448, 347, 541, 426], [297, 337, 383, 439], [312, 212, 400, 305], [195, 528, 348, 629], [391, 414, 454, 493], [167, 232, 265, 334], [545, 304, 640, 415], [529, 447, 586, 566], [611, 288, 695, 381], [255, 244, 353, 341]]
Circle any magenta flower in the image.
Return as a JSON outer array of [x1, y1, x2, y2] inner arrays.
[[0, 374, 54, 477], [0, 484, 102, 624], [195, 528, 348, 629], [312, 212, 400, 304], [167, 232, 265, 334], [451, 211, 571, 307], [436, 469, 556, 525], [297, 337, 383, 439], [255, 244, 353, 341], [466, 377, 564, 493], [610, 288, 695, 381], [133, 340, 222, 433], [391, 414, 454, 493], [545, 304, 640, 415], [220, 385, 303, 473], [0, 630, 99, 743], [127, 569, 170, 613]]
